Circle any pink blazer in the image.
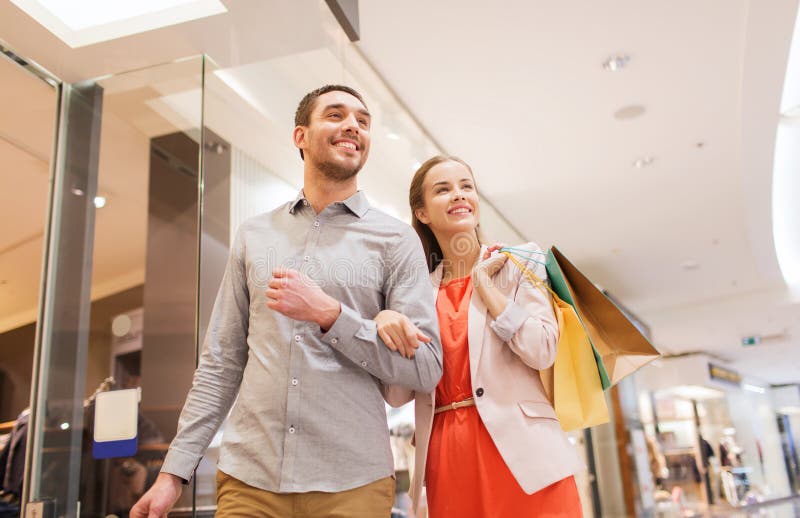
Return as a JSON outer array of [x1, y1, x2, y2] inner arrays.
[[384, 243, 585, 513]]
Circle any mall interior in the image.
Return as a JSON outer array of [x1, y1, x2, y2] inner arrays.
[[0, 1, 799, 517]]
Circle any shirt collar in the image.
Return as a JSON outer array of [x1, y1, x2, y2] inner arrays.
[[287, 189, 371, 219]]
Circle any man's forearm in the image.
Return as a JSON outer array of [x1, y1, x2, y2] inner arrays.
[[320, 304, 442, 392]]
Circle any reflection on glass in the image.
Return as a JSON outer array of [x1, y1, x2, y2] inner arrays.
[[24, 56, 205, 517], [0, 50, 58, 517]]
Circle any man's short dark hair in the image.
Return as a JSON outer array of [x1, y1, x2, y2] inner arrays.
[[294, 85, 367, 160]]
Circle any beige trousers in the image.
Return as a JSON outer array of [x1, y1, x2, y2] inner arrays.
[[215, 470, 395, 518]]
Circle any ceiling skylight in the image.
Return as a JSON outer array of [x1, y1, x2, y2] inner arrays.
[[10, 0, 227, 48]]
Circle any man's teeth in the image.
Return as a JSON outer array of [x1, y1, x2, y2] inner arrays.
[[335, 142, 356, 150]]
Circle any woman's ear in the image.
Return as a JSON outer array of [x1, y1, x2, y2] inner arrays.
[[415, 207, 431, 225]]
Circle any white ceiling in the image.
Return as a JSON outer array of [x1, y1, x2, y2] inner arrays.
[[355, 0, 800, 384], [0, 0, 798, 384]]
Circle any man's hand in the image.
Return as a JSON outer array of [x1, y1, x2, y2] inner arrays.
[[375, 310, 431, 359], [266, 268, 341, 329], [130, 472, 182, 518]]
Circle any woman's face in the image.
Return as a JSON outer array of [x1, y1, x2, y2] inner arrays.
[[416, 160, 480, 236]]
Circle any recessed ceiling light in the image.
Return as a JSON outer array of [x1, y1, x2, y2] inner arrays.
[[602, 54, 631, 72], [10, 0, 227, 48], [94, 195, 107, 208], [632, 156, 655, 168], [680, 259, 699, 270], [386, 132, 401, 141], [614, 104, 646, 120]]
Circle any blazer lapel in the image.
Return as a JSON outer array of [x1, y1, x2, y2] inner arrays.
[[467, 244, 489, 381]]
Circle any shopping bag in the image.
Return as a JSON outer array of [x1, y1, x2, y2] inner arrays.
[[546, 246, 660, 388], [503, 253, 610, 431]]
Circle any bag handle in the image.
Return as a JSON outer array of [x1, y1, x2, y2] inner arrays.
[[502, 251, 559, 302]]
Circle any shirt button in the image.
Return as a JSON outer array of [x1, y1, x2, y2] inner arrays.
[[476, 387, 485, 397], [361, 361, 368, 367], [289, 426, 296, 434], [304, 255, 310, 261], [313, 220, 320, 227], [291, 378, 298, 386], [294, 335, 301, 342], [331, 338, 338, 344]]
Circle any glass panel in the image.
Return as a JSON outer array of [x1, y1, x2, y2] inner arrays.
[[0, 49, 58, 517], [25, 57, 205, 517]]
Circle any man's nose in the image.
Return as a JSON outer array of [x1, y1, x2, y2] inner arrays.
[[342, 112, 360, 132]]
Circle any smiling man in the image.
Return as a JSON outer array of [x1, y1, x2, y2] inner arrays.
[[130, 85, 443, 518]]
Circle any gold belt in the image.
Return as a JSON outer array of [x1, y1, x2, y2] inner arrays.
[[434, 397, 475, 415]]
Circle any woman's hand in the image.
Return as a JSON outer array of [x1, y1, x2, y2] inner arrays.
[[472, 243, 510, 318], [375, 310, 432, 359], [481, 242, 506, 260], [473, 243, 509, 287]]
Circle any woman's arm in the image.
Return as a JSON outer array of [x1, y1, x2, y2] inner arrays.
[[473, 243, 559, 371]]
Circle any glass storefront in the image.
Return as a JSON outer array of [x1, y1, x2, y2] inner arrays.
[[7, 3, 532, 516], [0, 41, 60, 518], [634, 354, 795, 517]]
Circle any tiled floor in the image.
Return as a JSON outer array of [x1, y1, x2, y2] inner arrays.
[[708, 498, 800, 517]]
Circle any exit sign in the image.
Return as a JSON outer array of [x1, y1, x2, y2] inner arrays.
[[742, 336, 761, 347]]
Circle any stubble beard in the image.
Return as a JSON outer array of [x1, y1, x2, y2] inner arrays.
[[317, 158, 362, 182]]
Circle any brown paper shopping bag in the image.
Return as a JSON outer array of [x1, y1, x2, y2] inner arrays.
[[548, 246, 660, 387]]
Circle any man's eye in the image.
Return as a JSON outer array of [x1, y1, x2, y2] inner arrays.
[[329, 113, 342, 118]]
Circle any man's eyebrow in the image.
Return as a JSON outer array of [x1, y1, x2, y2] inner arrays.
[[322, 103, 371, 118]]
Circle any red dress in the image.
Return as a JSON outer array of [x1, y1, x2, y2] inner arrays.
[[425, 275, 583, 518]]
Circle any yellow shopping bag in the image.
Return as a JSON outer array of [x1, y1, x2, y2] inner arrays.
[[504, 253, 610, 431]]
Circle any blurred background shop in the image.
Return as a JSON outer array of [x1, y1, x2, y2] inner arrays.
[[1, 1, 799, 517]]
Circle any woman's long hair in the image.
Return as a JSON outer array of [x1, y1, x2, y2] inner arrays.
[[409, 155, 484, 272]]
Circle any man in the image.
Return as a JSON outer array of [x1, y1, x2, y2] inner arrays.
[[131, 85, 442, 517]]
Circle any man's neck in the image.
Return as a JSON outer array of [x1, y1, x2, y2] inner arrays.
[[303, 166, 358, 214]]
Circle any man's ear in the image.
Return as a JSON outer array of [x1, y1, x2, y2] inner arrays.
[[415, 207, 431, 225], [293, 126, 307, 154]]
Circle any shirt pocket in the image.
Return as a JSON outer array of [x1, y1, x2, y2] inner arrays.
[[517, 400, 558, 421]]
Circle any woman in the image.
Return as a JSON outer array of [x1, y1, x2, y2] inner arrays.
[[380, 156, 584, 517]]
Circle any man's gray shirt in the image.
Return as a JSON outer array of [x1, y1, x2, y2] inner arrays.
[[161, 190, 442, 492]]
